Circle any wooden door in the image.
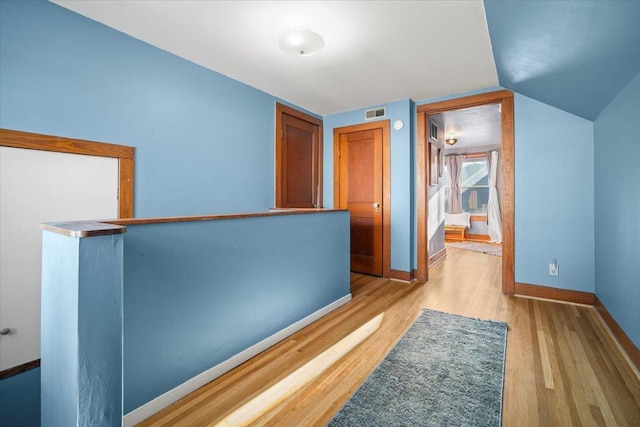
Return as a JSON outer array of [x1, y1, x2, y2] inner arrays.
[[275, 104, 322, 208], [337, 129, 383, 276]]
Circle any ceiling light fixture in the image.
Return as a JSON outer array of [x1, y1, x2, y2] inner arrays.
[[445, 137, 458, 146], [279, 29, 324, 56]]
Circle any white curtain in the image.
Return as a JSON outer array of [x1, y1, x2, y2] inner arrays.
[[487, 150, 502, 243], [445, 155, 465, 214]]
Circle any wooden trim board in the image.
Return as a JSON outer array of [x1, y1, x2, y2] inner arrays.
[[594, 296, 640, 373], [389, 269, 413, 282], [428, 247, 447, 267], [0, 128, 134, 159], [40, 221, 127, 238], [1, 128, 135, 218], [119, 158, 135, 218], [111, 208, 346, 226], [0, 359, 40, 380], [515, 282, 595, 305]]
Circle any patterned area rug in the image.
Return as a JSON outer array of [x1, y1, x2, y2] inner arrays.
[[447, 241, 502, 256], [330, 309, 507, 427]]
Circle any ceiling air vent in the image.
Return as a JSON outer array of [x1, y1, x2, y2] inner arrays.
[[364, 107, 386, 120]]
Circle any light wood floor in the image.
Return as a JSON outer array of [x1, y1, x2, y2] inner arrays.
[[139, 247, 640, 426]]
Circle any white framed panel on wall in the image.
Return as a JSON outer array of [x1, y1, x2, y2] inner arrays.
[[0, 147, 119, 371]]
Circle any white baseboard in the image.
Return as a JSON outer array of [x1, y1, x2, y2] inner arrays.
[[123, 293, 352, 427]]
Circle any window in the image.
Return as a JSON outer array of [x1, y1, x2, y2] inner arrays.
[[430, 121, 438, 142], [444, 154, 489, 215], [459, 157, 489, 215]]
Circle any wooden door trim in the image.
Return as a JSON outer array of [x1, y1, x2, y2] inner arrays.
[[416, 90, 515, 294], [333, 120, 391, 278], [275, 103, 323, 208], [0, 128, 135, 218]]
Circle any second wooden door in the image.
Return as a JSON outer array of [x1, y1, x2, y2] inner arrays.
[[276, 104, 322, 208], [336, 128, 383, 276]]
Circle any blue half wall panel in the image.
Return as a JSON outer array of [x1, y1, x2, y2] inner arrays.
[[37, 211, 349, 424], [123, 211, 350, 414]]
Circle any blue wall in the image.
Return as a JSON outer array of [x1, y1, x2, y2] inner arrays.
[[414, 89, 596, 292], [40, 232, 80, 426], [0, 1, 317, 423], [594, 71, 640, 347], [40, 232, 124, 426], [484, 0, 640, 121], [323, 99, 414, 272], [0, 0, 283, 217], [123, 212, 350, 412], [0, 367, 40, 427], [514, 93, 594, 292]]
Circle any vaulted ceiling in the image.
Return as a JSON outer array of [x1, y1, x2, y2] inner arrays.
[[484, 0, 640, 121], [53, 0, 640, 120]]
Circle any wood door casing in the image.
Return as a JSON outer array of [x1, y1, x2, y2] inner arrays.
[[415, 90, 514, 292], [334, 121, 390, 278], [275, 103, 323, 208]]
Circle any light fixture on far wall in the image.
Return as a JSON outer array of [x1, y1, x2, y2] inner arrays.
[[445, 136, 458, 146], [279, 29, 325, 56]]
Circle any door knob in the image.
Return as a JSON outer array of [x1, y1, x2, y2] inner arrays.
[[0, 328, 10, 335], [373, 203, 380, 208]]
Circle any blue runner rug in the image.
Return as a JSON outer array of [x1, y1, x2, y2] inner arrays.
[[330, 309, 507, 426]]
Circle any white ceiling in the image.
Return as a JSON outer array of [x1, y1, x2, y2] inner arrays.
[[52, 0, 498, 116], [433, 103, 501, 151]]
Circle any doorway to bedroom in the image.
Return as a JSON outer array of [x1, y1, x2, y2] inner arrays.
[[416, 90, 514, 293], [433, 106, 503, 259]]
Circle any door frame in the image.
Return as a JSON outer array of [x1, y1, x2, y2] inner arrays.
[[416, 90, 515, 294], [275, 103, 323, 208], [333, 120, 391, 278]]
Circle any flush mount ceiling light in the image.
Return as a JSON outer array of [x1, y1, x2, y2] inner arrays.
[[445, 136, 458, 146], [279, 29, 324, 56]]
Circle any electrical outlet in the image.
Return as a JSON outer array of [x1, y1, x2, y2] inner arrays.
[[549, 259, 559, 276]]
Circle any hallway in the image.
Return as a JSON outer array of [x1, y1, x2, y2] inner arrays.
[[140, 248, 640, 426]]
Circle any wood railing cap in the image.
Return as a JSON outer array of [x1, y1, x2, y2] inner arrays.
[[40, 221, 126, 238], [40, 208, 348, 236]]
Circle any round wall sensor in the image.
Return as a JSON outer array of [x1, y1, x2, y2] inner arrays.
[[393, 120, 404, 130]]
